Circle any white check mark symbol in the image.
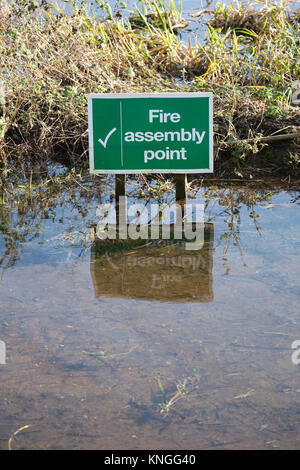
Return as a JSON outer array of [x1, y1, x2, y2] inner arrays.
[[98, 127, 117, 148]]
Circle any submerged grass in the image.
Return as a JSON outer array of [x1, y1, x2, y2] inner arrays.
[[0, 0, 299, 179]]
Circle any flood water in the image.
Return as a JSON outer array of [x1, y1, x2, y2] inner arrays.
[[0, 176, 299, 450]]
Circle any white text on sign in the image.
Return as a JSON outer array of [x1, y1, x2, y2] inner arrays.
[[123, 108, 206, 164]]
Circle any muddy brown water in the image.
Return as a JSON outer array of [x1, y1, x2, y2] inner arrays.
[[0, 179, 299, 450]]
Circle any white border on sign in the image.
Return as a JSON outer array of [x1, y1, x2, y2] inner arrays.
[[88, 93, 213, 174]]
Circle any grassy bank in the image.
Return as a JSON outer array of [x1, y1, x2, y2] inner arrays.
[[0, 0, 299, 180]]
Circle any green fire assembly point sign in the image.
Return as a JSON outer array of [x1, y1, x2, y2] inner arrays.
[[88, 93, 213, 174]]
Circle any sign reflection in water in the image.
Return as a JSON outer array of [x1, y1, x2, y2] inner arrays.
[[90, 223, 214, 302]]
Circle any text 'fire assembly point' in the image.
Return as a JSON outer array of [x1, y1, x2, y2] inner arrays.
[[88, 93, 213, 174]]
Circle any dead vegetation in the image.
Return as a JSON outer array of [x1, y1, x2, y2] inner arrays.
[[0, 0, 299, 180], [208, 1, 290, 33]]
